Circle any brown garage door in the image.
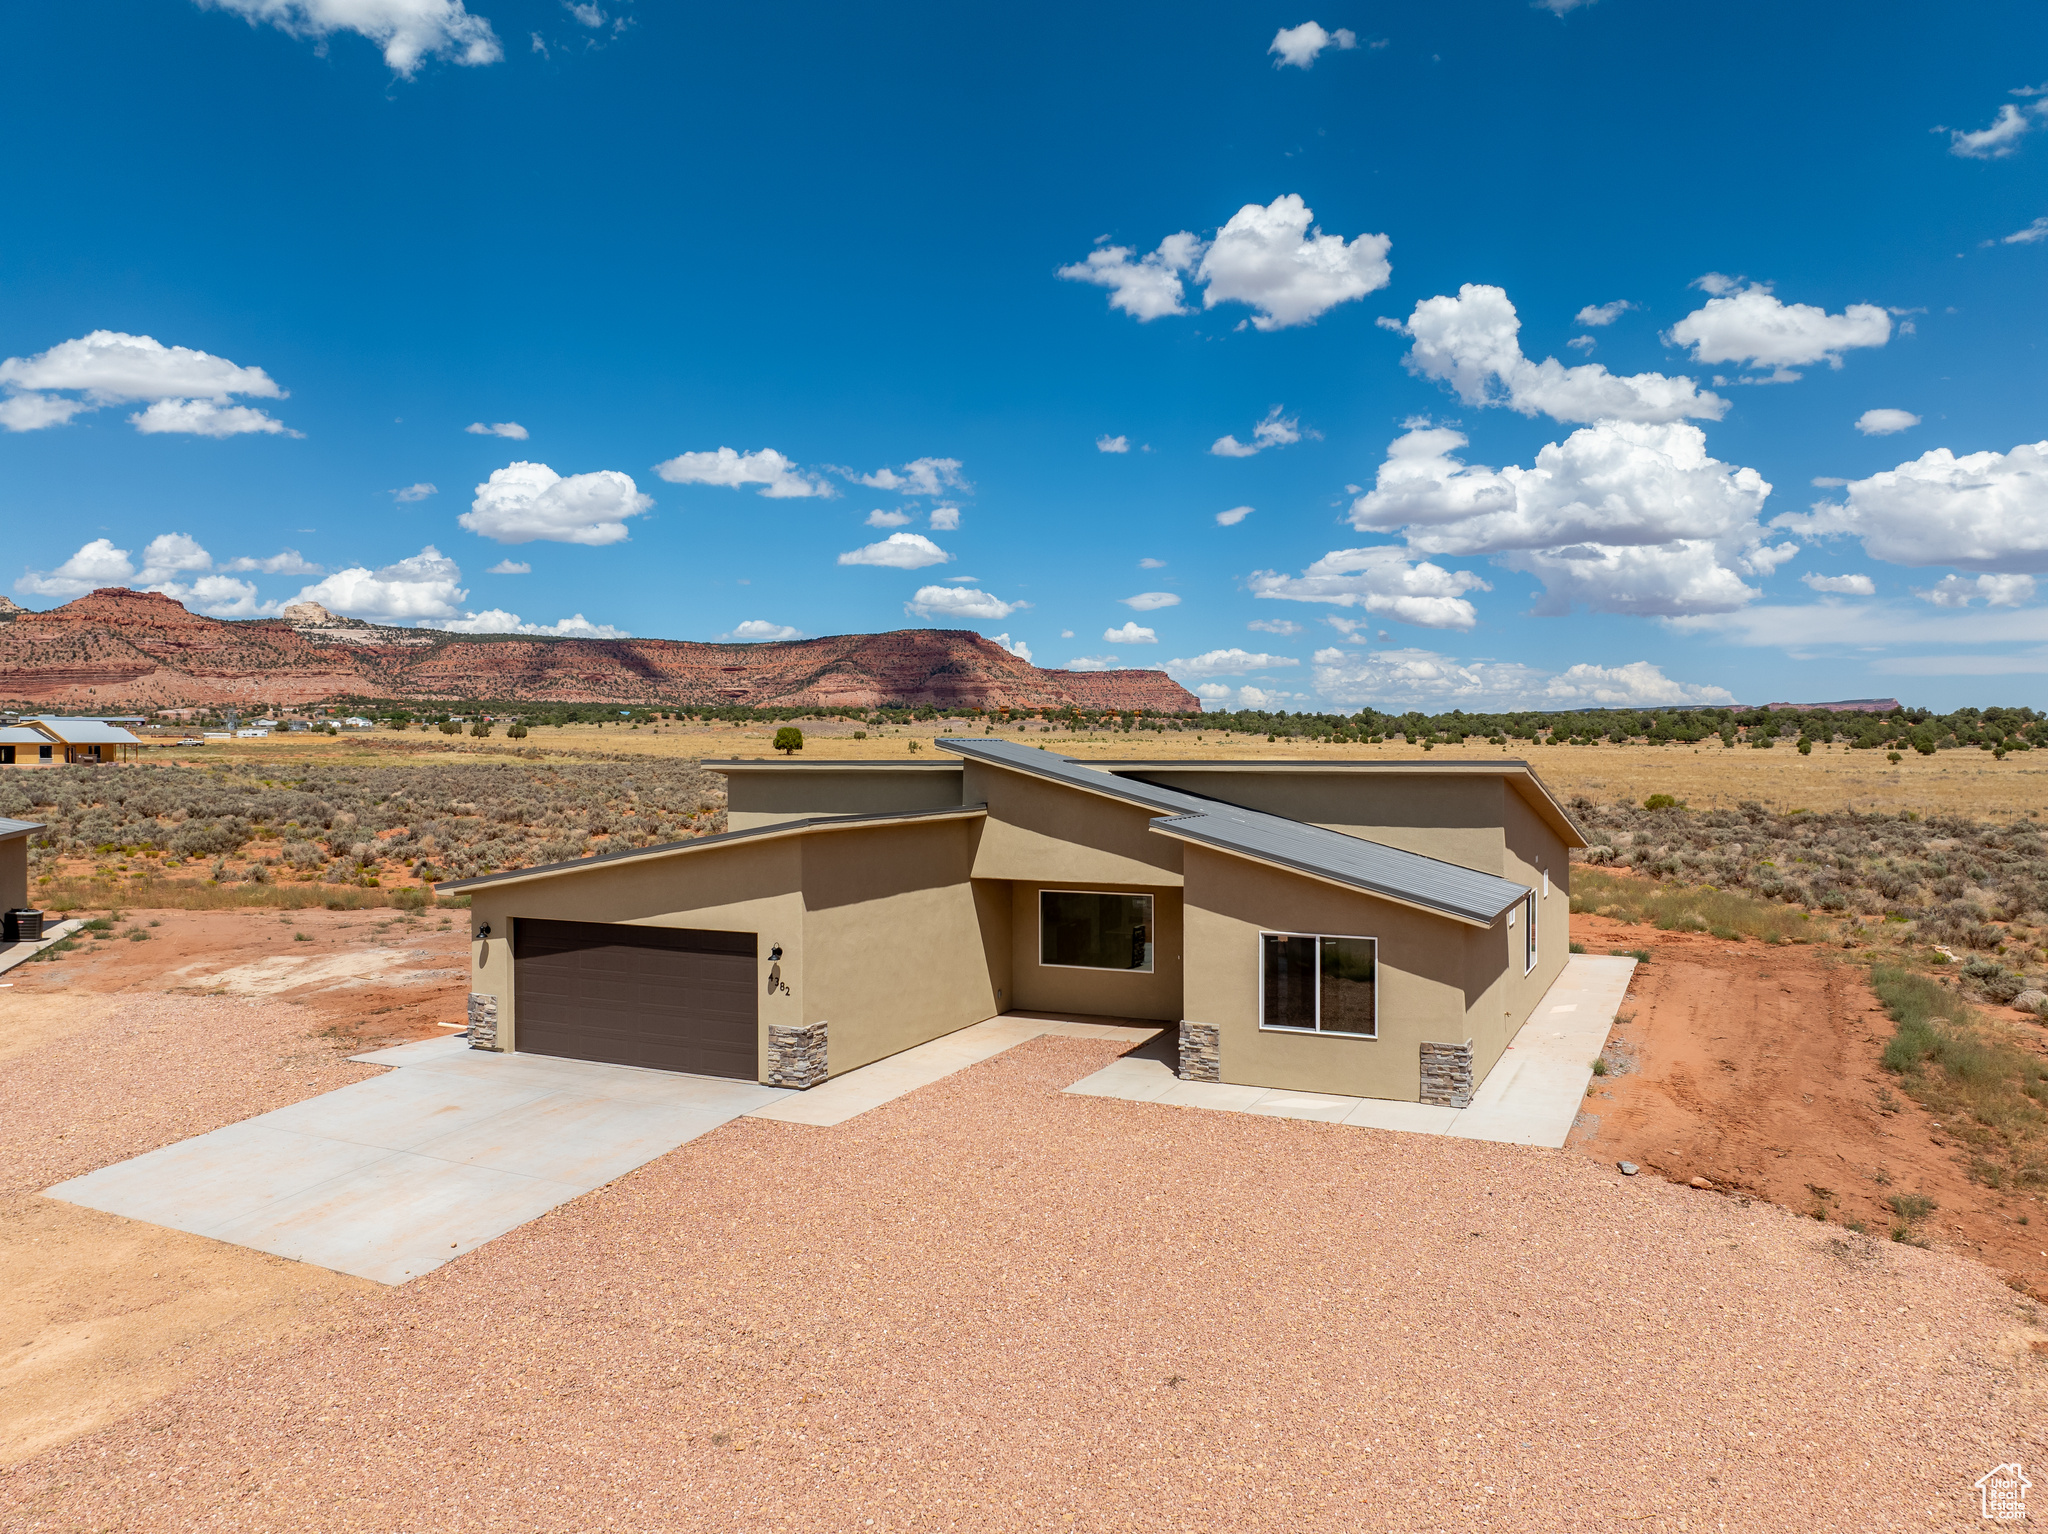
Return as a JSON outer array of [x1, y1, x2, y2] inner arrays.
[[511, 918, 757, 1078]]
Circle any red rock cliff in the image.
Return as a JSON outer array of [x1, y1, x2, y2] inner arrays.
[[0, 590, 1202, 713]]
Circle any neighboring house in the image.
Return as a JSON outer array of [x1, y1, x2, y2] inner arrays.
[[235, 728, 270, 739], [342, 717, 373, 729], [443, 739, 1584, 1105], [0, 717, 143, 765], [0, 817, 39, 911]]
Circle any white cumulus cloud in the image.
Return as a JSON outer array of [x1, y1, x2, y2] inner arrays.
[[487, 559, 530, 575], [427, 609, 626, 638], [989, 632, 1033, 662], [1065, 655, 1118, 671], [905, 586, 1026, 620], [1103, 621, 1157, 644], [1247, 618, 1303, 635], [2002, 216, 2048, 245], [1059, 195, 1388, 331], [1056, 232, 1205, 322], [1344, 420, 1782, 616], [1196, 195, 1390, 331], [928, 505, 961, 531], [1247, 545, 1491, 630], [1096, 434, 1130, 453], [1269, 21, 1356, 68], [850, 457, 970, 497], [461, 461, 653, 545], [1310, 647, 1733, 710], [466, 420, 528, 439], [131, 398, 298, 436], [196, 0, 504, 77], [221, 548, 322, 575], [1167, 648, 1301, 678], [1801, 572, 1876, 595], [1856, 408, 1920, 436], [838, 532, 953, 570], [1917, 573, 2037, 609], [1776, 440, 2048, 572], [1215, 505, 1255, 526], [718, 620, 805, 641], [1210, 406, 1304, 458], [1943, 98, 2048, 159], [1574, 300, 1634, 327], [865, 508, 913, 528], [652, 446, 831, 499], [1394, 286, 1726, 424], [392, 482, 437, 502], [1665, 278, 1890, 382], [16, 538, 141, 598], [0, 329, 294, 436], [1120, 591, 1180, 611], [291, 546, 467, 620]]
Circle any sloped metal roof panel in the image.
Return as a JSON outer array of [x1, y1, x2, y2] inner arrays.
[[939, 737, 1529, 925]]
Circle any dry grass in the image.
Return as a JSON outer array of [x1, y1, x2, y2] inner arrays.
[[1568, 867, 1821, 945], [1869, 964, 2048, 1194]]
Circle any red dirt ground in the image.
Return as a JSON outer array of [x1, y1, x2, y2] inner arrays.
[[1569, 912, 2048, 1299]]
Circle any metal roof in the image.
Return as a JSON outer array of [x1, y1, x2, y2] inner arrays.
[[0, 817, 44, 840], [436, 803, 988, 893], [22, 719, 141, 745], [938, 737, 1530, 926]]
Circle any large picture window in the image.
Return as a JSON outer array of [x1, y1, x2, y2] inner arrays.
[[1039, 890, 1154, 972], [1260, 932, 1377, 1037]]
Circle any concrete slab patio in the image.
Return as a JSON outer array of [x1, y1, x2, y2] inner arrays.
[[45, 1036, 793, 1284], [1063, 953, 1638, 1147]]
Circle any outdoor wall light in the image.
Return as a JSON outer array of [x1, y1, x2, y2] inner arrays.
[[476, 923, 492, 939], [768, 943, 783, 961]]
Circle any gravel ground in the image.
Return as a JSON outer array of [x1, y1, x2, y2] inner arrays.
[[4, 1035, 2045, 1532], [0, 994, 384, 1201]]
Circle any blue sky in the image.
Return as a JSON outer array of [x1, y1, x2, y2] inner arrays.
[[4, 0, 2048, 713]]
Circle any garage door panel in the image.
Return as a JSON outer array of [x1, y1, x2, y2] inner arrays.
[[512, 918, 758, 1078]]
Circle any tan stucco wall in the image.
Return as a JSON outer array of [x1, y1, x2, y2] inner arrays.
[[1007, 880, 1184, 1021], [797, 817, 1005, 1073], [461, 838, 807, 1065], [1115, 768, 1509, 874], [460, 816, 1006, 1083], [721, 764, 966, 831], [0, 836, 26, 911], [1490, 784, 1571, 1080], [962, 762, 1184, 886], [1181, 845, 1485, 1100]]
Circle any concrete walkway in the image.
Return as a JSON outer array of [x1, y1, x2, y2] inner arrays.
[[1062, 954, 1637, 1147], [45, 1036, 792, 1284], [0, 918, 86, 977]]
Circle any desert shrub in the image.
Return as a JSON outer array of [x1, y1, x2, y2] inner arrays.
[[1570, 868, 1814, 943]]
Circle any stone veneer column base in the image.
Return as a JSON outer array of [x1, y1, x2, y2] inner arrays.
[[1178, 1020, 1221, 1082], [467, 992, 501, 1052], [766, 1020, 828, 1089], [1418, 1038, 1474, 1107]]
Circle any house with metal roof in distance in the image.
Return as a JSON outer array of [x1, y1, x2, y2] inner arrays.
[[0, 717, 143, 765], [440, 739, 1586, 1106]]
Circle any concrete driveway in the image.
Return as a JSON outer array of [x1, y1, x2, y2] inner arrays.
[[45, 1036, 791, 1284]]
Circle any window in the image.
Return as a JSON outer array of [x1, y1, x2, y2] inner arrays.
[[1260, 932, 1376, 1037], [38, 744, 51, 762], [1523, 892, 1538, 972], [1039, 890, 1153, 972]]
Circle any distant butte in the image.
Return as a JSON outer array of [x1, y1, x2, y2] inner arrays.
[[0, 588, 1202, 713]]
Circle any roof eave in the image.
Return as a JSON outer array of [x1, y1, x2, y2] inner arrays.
[[1146, 819, 1522, 928], [434, 803, 989, 894]]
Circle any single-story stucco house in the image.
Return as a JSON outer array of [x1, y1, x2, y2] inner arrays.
[[440, 738, 1586, 1106]]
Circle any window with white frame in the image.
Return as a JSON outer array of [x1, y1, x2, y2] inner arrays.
[[1039, 890, 1154, 972], [1523, 891, 1538, 972], [1259, 931, 1377, 1037]]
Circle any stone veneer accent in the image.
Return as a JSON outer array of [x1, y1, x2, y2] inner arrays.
[[1178, 1021, 1221, 1083], [765, 1020, 829, 1089], [467, 992, 501, 1052], [1418, 1038, 1474, 1107]]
